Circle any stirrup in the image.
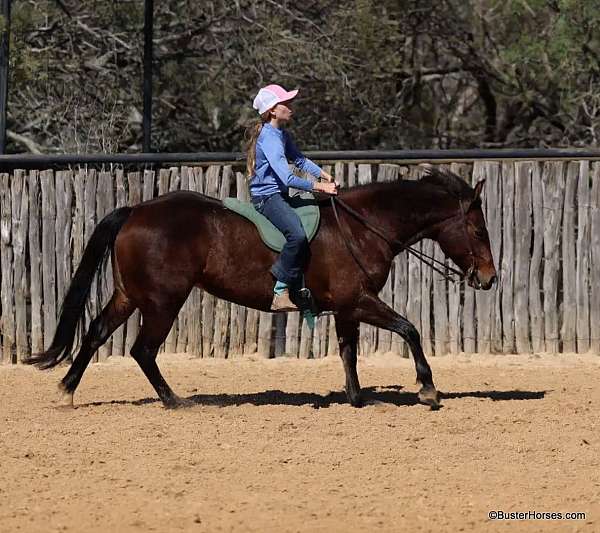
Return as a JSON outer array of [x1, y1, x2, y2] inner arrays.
[[295, 287, 319, 316]]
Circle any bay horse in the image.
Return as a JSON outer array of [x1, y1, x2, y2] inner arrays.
[[24, 167, 497, 409]]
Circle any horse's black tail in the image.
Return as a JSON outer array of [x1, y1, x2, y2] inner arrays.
[[23, 206, 133, 370]]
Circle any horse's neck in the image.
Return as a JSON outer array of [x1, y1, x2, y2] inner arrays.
[[341, 181, 454, 252]]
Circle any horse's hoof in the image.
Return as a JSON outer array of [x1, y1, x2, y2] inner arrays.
[[348, 395, 364, 408], [344, 384, 363, 408], [56, 382, 75, 410], [346, 389, 365, 407], [418, 386, 441, 410], [163, 396, 194, 409]]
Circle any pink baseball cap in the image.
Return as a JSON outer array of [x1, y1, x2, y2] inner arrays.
[[252, 84, 298, 114]]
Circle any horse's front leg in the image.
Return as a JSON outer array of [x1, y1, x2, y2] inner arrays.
[[334, 317, 362, 407], [352, 292, 440, 409]]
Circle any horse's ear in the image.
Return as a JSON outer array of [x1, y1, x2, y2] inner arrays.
[[473, 179, 485, 201]]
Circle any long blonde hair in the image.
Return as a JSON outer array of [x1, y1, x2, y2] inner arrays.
[[244, 111, 270, 178]]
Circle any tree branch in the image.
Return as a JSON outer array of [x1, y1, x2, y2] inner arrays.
[[6, 130, 43, 154]]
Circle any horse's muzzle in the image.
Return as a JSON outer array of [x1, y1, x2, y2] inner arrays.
[[467, 267, 497, 290]]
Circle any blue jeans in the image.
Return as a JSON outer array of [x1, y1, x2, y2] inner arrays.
[[251, 192, 309, 286]]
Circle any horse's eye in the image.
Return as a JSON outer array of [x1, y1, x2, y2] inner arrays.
[[474, 228, 487, 239]]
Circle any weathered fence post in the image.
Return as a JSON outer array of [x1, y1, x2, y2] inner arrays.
[[529, 163, 544, 352], [12, 170, 28, 360], [562, 163, 578, 352], [29, 170, 43, 354], [41, 170, 57, 351], [542, 162, 565, 353], [0, 172, 13, 362], [514, 162, 533, 353], [590, 163, 600, 353], [576, 161, 591, 353], [500, 162, 515, 353]]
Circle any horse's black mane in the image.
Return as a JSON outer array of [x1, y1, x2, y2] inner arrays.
[[338, 166, 474, 199], [419, 167, 473, 198]]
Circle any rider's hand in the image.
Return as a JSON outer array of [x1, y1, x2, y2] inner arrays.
[[320, 170, 335, 183], [314, 181, 338, 195]]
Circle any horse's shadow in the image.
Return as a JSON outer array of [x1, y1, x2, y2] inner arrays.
[[76, 385, 547, 409]]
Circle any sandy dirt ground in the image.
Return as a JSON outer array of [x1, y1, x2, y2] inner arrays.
[[1, 352, 599, 533]]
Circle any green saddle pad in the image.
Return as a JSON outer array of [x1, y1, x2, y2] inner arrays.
[[222, 192, 320, 252]]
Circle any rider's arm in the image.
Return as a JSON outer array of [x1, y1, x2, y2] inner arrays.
[[261, 132, 314, 191], [284, 131, 322, 178]]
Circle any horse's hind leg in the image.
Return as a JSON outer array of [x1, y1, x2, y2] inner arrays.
[[334, 317, 362, 407], [129, 307, 187, 408], [352, 292, 440, 408], [60, 289, 135, 403]]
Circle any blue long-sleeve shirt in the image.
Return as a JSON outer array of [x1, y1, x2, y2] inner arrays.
[[249, 123, 321, 198]]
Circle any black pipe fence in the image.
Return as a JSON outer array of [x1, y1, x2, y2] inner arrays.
[[2, 148, 600, 171]]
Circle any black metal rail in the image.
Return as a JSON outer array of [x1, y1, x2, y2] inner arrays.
[[1, 148, 600, 171]]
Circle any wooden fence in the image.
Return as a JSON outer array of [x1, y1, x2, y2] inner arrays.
[[1, 159, 600, 363]]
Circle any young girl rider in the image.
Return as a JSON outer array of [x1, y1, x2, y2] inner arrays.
[[245, 84, 338, 311]]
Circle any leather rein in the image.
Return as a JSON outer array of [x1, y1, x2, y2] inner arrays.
[[329, 194, 475, 291]]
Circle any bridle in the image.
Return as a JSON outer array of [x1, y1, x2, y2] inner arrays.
[[456, 195, 480, 289], [329, 194, 478, 292]]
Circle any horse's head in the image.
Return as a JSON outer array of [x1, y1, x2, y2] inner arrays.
[[424, 170, 497, 290]]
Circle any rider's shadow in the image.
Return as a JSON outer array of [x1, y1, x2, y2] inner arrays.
[[76, 386, 547, 409]]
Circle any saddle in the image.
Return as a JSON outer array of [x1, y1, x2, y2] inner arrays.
[[222, 191, 322, 327], [222, 191, 320, 252]]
